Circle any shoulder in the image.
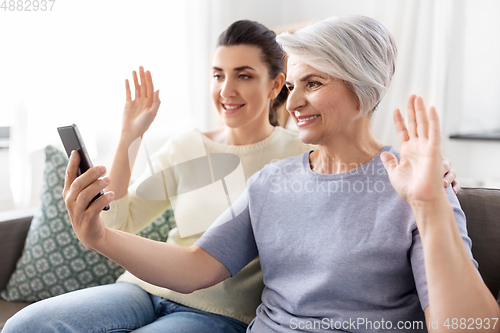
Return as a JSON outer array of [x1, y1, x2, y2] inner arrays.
[[201, 127, 224, 143], [274, 126, 299, 140], [373, 145, 399, 167], [385, 145, 400, 158], [152, 128, 201, 153], [150, 128, 205, 167], [268, 150, 307, 169], [271, 127, 315, 154], [247, 151, 309, 187], [273, 127, 301, 146]]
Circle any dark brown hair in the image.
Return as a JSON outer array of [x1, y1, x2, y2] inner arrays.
[[217, 20, 287, 126]]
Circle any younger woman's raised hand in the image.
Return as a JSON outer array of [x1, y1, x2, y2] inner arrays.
[[122, 66, 161, 142]]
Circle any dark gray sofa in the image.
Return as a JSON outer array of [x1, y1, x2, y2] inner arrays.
[[0, 208, 37, 330], [0, 189, 499, 330]]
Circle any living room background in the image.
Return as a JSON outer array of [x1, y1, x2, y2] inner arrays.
[[1, 0, 499, 212]]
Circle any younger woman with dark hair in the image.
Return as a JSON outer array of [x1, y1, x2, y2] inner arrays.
[[217, 19, 289, 126], [4, 19, 308, 333]]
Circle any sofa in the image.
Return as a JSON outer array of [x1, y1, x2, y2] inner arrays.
[[0, 208, 37, 331], [1, 188, 500, 330]]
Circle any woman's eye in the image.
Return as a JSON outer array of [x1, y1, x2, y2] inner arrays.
[[307, 81, 320, 88], [213, 74, 223, 80], [239, 74, 250, 80], [286, 85, 294, 92]]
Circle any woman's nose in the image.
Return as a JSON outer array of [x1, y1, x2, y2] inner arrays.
[[220, 79, 237, 99], [286, 88, 306, 112]]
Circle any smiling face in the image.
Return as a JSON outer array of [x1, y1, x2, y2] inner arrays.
[[285, 55, 362, 145], [211, 45, 282, 130]]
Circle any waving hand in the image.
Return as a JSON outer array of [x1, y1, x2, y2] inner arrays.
[[122, 66, 161, 141], [380, 95, 446, 205]]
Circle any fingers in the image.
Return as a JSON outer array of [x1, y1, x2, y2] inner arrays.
[[393, 109, 409, 145], [133, 70, 140, 99], [130, 66, 155, 102], [139, 66, 147, 99], [125, 79, 132, 102], [72, 165, 106, 194], [451, 179, 461, 194], [87, 191, 115, 216], [146, 70, 154, 102], [441, 157, 452, 176], [443, 168, 456, 188], [428, 106, 441, 145], [75, 177, 111, 211], [63, 151, 80, 199], [415, 96, 429, 139], [406, 95, 417, 138], [380, 151, 398, 176], [405, 95, 440, 143], [65, 163, 107, 210]]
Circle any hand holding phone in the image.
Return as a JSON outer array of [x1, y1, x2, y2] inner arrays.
[[57, 124, 110, 211]]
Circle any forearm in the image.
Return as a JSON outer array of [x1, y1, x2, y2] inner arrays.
[[91, 227, 230, 293], [106, 135, 140, 200], [412, 195, 500, 329], [103, 135, 173, 233]]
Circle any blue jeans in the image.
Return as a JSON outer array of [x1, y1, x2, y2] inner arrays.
[[3, 282, 248, 333]]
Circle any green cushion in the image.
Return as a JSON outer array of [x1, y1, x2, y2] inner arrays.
[[0, 146, 176, 302]]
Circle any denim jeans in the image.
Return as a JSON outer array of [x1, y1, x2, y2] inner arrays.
[[3, 282, 248, 333]]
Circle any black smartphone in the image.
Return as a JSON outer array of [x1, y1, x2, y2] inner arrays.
[[57, 124, 109, 211]]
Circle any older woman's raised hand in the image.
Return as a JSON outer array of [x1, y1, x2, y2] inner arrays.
[[381, 95, 447, 206]]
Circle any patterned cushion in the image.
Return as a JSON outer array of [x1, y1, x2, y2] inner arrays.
[[0, 146, 176, 302]]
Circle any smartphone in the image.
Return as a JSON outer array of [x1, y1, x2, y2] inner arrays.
[[57, 124, 109, 211]]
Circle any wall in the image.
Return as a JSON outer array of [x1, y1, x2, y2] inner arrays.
[[0, 149, 14, 211], [442, 0, 500, 188], [2, 0, 500, 212], [208, 0, 500, 189]]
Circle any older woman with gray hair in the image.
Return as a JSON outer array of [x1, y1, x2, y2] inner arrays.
[[60, 15, 499, 332]]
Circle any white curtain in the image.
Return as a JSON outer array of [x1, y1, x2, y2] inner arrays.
[[4, 0, 213, 210], [4, 0, 491, 210], [198, 0, 468, 148], [370, 0, 465, 149], [460, 0, 500, 133]]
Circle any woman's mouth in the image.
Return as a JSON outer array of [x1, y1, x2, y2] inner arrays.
[[296, 114, 320, 127], [222, 103, 244, 114]]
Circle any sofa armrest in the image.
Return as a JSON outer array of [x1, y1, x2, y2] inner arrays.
[[0, 208, 37, 291], [457, 187, 500, 298]]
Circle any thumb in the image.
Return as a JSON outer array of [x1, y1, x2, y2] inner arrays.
[[380, 151, 398, 176]]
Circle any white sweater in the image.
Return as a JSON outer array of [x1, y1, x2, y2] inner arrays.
[[101, 126, 311, 324]]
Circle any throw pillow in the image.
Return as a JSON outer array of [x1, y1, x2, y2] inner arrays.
[[1, 145, 176, 302]]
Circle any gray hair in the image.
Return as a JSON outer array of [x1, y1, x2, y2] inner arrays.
[[276, 15, 397, 116]]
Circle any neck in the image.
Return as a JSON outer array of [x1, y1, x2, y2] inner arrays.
[[210, 112, 275, 145], [310, 116, 384, 174]]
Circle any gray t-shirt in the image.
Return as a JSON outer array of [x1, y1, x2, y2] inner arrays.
[[196, 146, 475, 333]]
